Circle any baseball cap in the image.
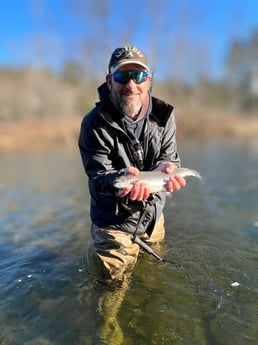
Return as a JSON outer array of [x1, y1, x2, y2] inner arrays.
[[108, 46, 150, 74]]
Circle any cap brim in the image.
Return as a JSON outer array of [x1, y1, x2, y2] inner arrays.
[[110, 60, 150, 74]]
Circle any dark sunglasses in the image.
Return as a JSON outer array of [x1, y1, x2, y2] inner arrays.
[[113, 70, 150, 85]]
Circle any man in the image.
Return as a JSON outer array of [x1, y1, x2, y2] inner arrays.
[[79, 45, 186, 283]]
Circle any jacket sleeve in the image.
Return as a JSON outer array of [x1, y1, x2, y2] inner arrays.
[[78, 112, 121, 195]]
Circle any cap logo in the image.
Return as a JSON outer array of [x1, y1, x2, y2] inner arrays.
[[113, 46, 144, 59], [125, 46, 144, 58], [125, 50, 134, 58]]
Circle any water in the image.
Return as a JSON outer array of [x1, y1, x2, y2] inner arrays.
[[1, 140, 258, 344]]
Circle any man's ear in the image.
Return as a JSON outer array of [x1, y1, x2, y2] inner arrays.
[[149, 75, 153, 93], [106, 74, 112, 90]]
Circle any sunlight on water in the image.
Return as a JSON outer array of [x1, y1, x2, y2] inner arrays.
[[1, 141, 258, 344]]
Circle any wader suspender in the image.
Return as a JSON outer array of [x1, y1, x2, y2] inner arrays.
[[131, 198, 180, 265], [130, 198, 166, 261], [131, 197, 156, 242]]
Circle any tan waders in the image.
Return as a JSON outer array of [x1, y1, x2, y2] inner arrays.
[[90, 213, 165, 282]]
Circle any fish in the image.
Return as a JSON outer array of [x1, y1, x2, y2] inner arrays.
[[114, 168, 202, 193]]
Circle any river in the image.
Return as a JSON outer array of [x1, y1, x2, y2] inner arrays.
[[1, 139, 258, 345]]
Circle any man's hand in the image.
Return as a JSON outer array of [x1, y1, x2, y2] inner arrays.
[[118, 163, 186, 201], [118, 167, 151, 201], [155, 162, 186, 193]]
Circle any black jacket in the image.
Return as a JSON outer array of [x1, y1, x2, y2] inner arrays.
[[78, 82, 181, 235]]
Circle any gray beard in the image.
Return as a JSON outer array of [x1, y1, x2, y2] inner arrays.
[[113, 95, 142, 118]]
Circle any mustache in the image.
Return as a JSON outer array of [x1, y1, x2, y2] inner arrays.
[[121, 91, 139, 96]]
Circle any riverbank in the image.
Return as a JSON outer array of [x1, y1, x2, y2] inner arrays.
[[0, 116, 81, 152], [1, 110, 258, 152]]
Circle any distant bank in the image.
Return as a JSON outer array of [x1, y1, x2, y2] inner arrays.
[[1, 111, 258, 152]]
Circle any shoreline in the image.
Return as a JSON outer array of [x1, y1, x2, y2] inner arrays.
[[0, 116, 81, 152], [1, 112, 258, 153]]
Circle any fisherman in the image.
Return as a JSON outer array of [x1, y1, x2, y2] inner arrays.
[[78, 45, 186, 283]]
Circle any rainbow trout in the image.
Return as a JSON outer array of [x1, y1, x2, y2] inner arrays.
[[114, 168, 202, 193]]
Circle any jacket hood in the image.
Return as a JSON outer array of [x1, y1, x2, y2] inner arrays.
[[98, 82, 112, 105]]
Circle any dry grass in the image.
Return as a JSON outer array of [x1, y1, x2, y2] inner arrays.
[[1, 109, 258, 153], [0, 115, 82, 152], [176, 107, 258, 140]]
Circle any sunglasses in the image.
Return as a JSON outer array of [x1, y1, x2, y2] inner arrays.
[[113, 70, 150, 85]]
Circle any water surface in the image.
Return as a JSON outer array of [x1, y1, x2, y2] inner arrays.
[[1, 140, 258, 344]]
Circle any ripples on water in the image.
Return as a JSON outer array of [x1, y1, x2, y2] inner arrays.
[[1, 141, 258, 344]]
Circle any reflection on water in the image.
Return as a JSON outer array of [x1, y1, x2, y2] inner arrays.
[[1, 141, 258, 344]]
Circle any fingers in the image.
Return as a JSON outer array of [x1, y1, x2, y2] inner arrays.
[[155, 162, 176, 174], [121, 167, 149, 200], [116, 167, 140, 198], [117, 167, 149, 200], [129, 183, 150, 201], [175, 175, 186, 186], [118, 183, 150, 200], [117, 186, 131, 198], [164, 162, 176, 174], [166, 176, 186, 193], [125, 166, 139, 176]]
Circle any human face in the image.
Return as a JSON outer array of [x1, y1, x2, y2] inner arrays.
[[107, 64, 152, 119]]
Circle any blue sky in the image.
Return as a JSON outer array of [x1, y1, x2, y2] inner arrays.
[[1, 0, 258, 81]]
